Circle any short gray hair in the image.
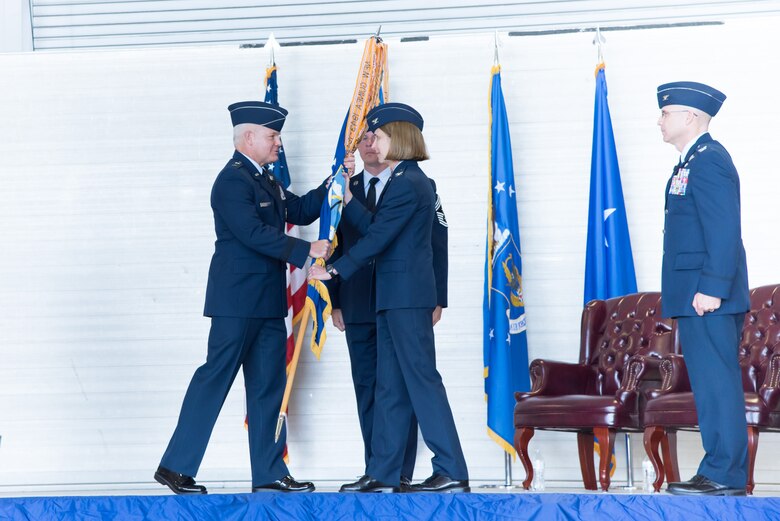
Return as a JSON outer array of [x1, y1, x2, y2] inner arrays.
[[233, 123, 254, 147]]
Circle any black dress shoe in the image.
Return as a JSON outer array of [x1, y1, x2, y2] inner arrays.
[[667, 475, 746, 496], [339, 475, 398, 493], [400, 476, 412, 487], [667, 474, 706, 491], [340, 475, 373, 492], [407, 474, 470, 493], [252, 475, 315, 493], [154, 466, 207, 495]]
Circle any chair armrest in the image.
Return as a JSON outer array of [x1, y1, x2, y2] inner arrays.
[[645, 354, 692, 399], [621, 354, 664, 391], [514, 359, 594, 400], [759, 352, 780, 411]]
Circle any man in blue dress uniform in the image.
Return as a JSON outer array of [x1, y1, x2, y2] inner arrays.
[[310, 103, 468, 493], [327, 130, 449, 492], [154, 101, 330, 494], [656, 82, 749, 496]]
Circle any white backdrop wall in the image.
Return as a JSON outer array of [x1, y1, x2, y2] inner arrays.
[[1, 16, 779, 490]]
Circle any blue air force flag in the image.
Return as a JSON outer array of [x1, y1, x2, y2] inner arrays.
[[584, 64, 637, 305], [483, 65, 531, 456]]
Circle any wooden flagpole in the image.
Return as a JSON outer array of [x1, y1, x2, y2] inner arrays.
[[275, 303, 312, 442]]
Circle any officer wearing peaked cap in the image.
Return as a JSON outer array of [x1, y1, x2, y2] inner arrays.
[[310, 102, 469, 493], [155, 101, 332, 495], [656, 83, 749, 496]]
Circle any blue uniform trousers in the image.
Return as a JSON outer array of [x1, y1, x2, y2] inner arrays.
[[367, 308, 468, 484], [345, 321, 418, 479], [160, 316, 289, 487], [678, 313, 747, 488]]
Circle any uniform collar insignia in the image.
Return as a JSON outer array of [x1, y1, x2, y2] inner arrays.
[[371, 117, 379, 125], [232, 160, 243, 167]]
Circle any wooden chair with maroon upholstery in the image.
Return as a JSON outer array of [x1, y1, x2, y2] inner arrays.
[[642, 284, 780, 494], [513, 292, 679, 491]]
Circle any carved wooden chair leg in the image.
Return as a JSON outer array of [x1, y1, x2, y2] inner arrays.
[[594, 427, 616, 491], [514, 427, 535, 490], [643, 425, 665, 492], [577, 431, 597, 490], [747, 426, 759, 495], [661, 429, 680, 483]]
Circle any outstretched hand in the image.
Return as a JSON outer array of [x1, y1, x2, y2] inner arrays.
[[343, 153, 355, 204], [308, 263, 331, 281]]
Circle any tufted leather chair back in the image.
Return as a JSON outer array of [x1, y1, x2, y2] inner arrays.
[[581, 292, 677, 396], [740, 284, 780, 393]]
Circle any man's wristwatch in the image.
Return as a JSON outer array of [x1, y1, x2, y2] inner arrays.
[[325, 264, 338, 277]]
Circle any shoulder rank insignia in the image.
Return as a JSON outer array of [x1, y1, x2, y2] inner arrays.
[[697, 145, 708, 153], [435, 195, 448, 228]]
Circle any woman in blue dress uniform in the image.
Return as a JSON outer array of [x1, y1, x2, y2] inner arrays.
[[310, 103, 469, 493]]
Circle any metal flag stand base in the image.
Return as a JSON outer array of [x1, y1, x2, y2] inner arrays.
[[618, 433, 639, 490], [479, 452, 523, 489]]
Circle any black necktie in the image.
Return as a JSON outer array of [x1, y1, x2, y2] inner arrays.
[[366, 177, 379, 212], [261, 166, 277, 188]]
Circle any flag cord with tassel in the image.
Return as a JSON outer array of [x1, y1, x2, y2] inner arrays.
[[275, 34, 388, 443]]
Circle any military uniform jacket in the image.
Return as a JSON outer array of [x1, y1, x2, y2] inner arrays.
[[326, 170, 448, 323], [332, 161, 438, 312], [204, 151, 327, 318], [661, 133, 749, 318]]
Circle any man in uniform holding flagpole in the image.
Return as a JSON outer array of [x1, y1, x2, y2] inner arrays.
[[656, 82, 749, 496], [154, 101, 330, 495]]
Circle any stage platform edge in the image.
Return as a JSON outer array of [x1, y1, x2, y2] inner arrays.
[[1, 491, 779, 521]]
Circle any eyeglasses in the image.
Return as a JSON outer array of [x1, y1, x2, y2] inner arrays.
[[659, 109, 698, 119]]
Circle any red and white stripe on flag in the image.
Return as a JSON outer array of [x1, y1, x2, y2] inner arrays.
[[245, 223, 304, 464], [285, 223, 306, 370]]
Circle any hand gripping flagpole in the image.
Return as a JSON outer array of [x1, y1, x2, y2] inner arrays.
[[275, 33, 388, 443]]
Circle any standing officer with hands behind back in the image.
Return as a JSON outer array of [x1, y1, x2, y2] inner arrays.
[[154, 101, 331, 495], [656, 82, 749, 496]]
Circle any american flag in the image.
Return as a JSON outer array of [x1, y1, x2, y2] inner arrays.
[[263, 64, 304, 372]]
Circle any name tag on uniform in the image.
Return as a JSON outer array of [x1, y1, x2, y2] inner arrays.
[[259, 201, 272, 208], [668, 168, 689, 196]]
